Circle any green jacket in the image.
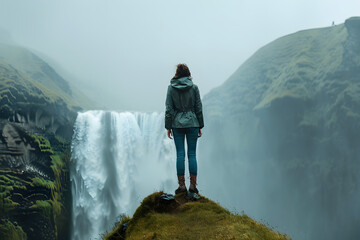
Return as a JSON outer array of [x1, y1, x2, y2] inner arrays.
[[165, 76, 204, 130]]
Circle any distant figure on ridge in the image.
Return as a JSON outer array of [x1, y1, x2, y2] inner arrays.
[[165, 64, 204, 198]]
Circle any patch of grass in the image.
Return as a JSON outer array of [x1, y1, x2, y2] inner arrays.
[[104, 215, 131, 240], [104, 192, 290, 240]]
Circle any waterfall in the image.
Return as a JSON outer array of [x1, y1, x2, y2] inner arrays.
[[70, 111, 176, 240]]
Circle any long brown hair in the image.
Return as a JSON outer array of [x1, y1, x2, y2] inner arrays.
[[173, 64, 191, 79]]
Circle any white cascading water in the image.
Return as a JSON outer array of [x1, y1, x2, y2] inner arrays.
[[70, 111, 176, 240]]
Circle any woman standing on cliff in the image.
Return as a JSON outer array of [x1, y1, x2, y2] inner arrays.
[[165, 64, 204, 197]]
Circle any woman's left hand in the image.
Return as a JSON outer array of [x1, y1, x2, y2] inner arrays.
[[167, 129, 173, 139]]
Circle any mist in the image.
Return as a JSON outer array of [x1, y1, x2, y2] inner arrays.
[[1, 0, 359, 111], [1, 1, 360, 240]]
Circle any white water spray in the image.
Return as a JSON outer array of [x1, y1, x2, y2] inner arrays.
[[70, 111, 176, 240]]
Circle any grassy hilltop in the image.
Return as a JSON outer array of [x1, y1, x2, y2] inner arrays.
[[105, 192, 290, 240]]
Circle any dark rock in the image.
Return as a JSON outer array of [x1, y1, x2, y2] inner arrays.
[[121, 222, 128, 233], [160, 193, 175, 201]]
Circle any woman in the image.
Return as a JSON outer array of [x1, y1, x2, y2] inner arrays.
[[165, 64, 204, 196]]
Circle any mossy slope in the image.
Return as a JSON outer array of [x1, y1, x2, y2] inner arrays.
[[204, 18, 360, 121], [0, 219, 26, 240], [0, 131, 71, 240], [105, 192, 289, 240], [201, 17, 360, 239]]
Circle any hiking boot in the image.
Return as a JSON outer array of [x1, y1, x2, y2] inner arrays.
[[175, 187, 187, 194], [189, 175, 199, 194], [175, 175, 187, 194]]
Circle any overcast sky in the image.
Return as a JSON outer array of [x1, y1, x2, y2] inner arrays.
[[0, 0, 359, 111]]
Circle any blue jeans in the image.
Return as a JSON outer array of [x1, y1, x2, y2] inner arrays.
[[172, 127, 199, 176]]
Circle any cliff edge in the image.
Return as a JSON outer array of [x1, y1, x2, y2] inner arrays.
[[105, 192, 290, 240]]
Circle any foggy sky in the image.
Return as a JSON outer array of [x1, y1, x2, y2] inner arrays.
[[0, 0, 359, 111]]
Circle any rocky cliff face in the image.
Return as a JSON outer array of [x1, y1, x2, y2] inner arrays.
[[0, 124, 72, 240], [0, 44, 83, 240], [201, 17, 360, 240]]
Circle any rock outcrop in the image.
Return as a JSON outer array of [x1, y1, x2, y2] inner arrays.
[[105, 192, 290, 240]]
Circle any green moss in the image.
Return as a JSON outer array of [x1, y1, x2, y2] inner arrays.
[[28, 133, 54, 154], [51, 154, 64, 174], [31, 177, 55, 189], [0, 175, 13, 184], [0, 172, 31, 205], [103, 215, 131, 239], [0, 139, 71, 239], [30, 200, 53, 217], [130, 192, 167, 224], [0, 219, 27, 240], [105, 192, 289, 240]]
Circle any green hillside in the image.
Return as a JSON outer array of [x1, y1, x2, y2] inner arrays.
[[204, 17, 360, 120], [0, 43, 94, 111], [201, 17, 360, 240], [0, 43, 97, 139], [105, 192, 289, 240]]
